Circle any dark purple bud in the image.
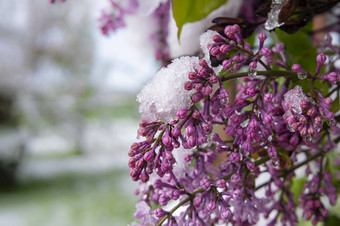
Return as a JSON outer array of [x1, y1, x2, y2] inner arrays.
[[171, 127, 181, 137], [289, 133, 299, 146], [222, 59, 232, 69], [207, 200, 217, 211], [171, 189, 181, 200], [246, 88, 256, 97], [325, 72, 339, 84], [199, 59, 208, 67], [201, 123, 212, 134], [299, 116, 308, 124], [242, 141, 253, 154], [128, 157, 137, 168], [192, 92, 204, 103], [130, 142, 140, 151], [139, 120, 149, 128], [187, 136, 197, 148], [259, 47, 271, 56], [140, 170, 149, 182], [230, 174, 240, 183], [144, 151, 154, 162], [198, 67, 209, 77], [220, 44, 230, 54], [316, 54, 326, 74], [285, 115, 296, 124], [246, 161, 255, 170], [221, 208, 232, 220], [213, 34, 225, 42], [229, 152, 240, 162], [323, 97, 333, 107], [300, 99, 309, 109], [162, 135, 172, 146], [188, 72, 198, 80], [185, 125, 195, 136], [263, 93, 273, 102], [307, 107, 316, 117], [263, 112, 273, 124], [177, 108, 188, 119], [258, 33, 267, 49], [268, 146, 278, 159], [233, 63, 242, 71], [130, 169, 140, 181], [154, 179, 164, 189], [232, 189, 242, 200], [300, 127, 308, 137], [209, 75, 219, 84], [317, 53, 326, 64], [184, 81, 193, 90], [128, 149, 136, 157], [216, 179, 226, 188], [210, 46, 220, 56], [232, 55, 240, 63], [249, 61, 257, 69], [200, 178, 211, 190], [249, 118, 258, 130], [194, 193, 203, 207], [203, 85, 213, 96], [307, 126, 314, 135], [159, 195, 169, 206], [192, 110, 200, 119], [155, 208, 167, 218], [292, 64, 305, 73]]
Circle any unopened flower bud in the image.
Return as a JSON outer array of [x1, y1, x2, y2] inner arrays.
[[259, 47, 271, 56], [232, 189, 242, 200], [229, 152, 240, 162], [188, 72, 198, 80], [300, 99, 309, 109], [200, 178, 211, 190], [216, 179, 226, 188], [184, 81, 193, 90], [155, 208, 167, 218]]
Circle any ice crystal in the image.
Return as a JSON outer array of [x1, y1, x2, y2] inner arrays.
[[137, 56, 199, 123], [282, 85, 308, 114], [264, 0, 287, 30], [199, 30, 223, 74]]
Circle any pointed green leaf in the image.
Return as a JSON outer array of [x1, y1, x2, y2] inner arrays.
[[171, 0, 228, 39]]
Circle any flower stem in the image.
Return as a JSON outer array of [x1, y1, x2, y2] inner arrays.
[[220, 70, 300, 82]]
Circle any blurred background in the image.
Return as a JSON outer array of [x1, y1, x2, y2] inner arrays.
[[0, 1, 160, 225]]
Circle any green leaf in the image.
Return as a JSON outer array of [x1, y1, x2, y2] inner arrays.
[[291, 177, 307, 203], [275, 26, 317, 73], [330, 91, 340, 113], [171, 0, 228, 39]]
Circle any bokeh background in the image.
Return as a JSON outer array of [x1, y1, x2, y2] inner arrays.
[[0, 1, 160, 225]]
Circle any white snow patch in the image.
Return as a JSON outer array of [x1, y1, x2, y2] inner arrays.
[[137, 56, 199, 123]]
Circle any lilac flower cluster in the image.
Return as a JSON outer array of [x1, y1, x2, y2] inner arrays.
[[151, 1, 171, 66], [98, 0, 172, 66], [98, 0, 138, 36], [130, 22, 340, 226], [50, 0, 66, 3]]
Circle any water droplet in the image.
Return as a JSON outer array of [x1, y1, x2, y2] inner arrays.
[[328, 118, 336, 126], [272, 159, 280, 166], [241, 119, 250, 128], [297, 72, 307, 80], [287, 124, 295, 132], [268, 135, 273, 142], [234, 110, 241, 115], [248, 68, 257, 77], [220, 97, 229, 105], [303, 135, 312, 142]]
